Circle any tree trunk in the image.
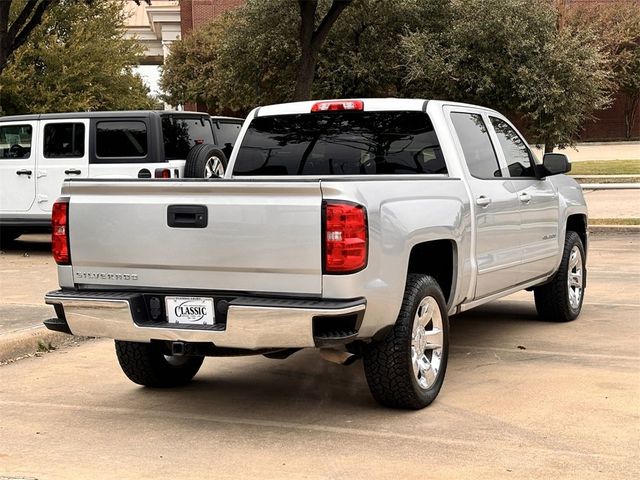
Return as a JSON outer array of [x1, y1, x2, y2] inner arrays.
[[292, 0, 352, 101], [0, 1, 11, 71], [294, 47, 318, 101], [544, 142, 555, 154], [623, 92, 639, 140]]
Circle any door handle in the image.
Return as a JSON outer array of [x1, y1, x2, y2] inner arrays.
[[16, 169, 32, 176], [519, 192, 532, 204], [167, 205, 208, 228], [64, 169, 82, 175], [476, 196, 492, 207]]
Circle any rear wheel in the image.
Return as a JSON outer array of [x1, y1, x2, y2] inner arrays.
[[114, 340, 204, 387], [534, 230, 585, 322], [184, 144, 228, 179], [363, 274, 449, 409]]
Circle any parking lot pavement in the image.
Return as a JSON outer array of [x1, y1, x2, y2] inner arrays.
[[0, 233, 638, 479], [583, 188, 640, 219]]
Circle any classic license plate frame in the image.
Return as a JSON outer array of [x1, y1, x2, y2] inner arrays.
[[165, 296, 215, 326]]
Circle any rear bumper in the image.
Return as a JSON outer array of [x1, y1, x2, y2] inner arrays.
[[44, 290, 366, 350]]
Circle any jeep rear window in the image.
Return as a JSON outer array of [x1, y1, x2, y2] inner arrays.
[[233, 112, 446, 176], [162, 116, 214, 160]]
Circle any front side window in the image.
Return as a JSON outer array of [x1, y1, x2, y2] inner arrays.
[[450, 113, 502, 179], [0, 124, 32, 159], [489, 117, 535, 177], [44, 123, 85, 158], [162, 116, 214, 160], [96, 121, 147, 158], [234, 112, 446, 176]]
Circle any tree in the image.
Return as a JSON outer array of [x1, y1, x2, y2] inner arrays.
[[0, 0, 155, 115], [0, 0, 56, 73], [0, 0, 150, 75], [161, 0, 611, 150], [566, 0, 640, 139], [293, 0, 352, 100], [400, 0, 611, 151], [161, 0, 437, 112]]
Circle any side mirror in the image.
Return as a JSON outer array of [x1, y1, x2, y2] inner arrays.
[[536, 153, 571, 177]]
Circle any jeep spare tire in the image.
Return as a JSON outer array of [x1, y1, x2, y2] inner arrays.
[[184, 144, 228, 179]]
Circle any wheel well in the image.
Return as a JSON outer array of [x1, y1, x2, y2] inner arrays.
[[566, 214, 587, 253], [407, 240, 455, 304]]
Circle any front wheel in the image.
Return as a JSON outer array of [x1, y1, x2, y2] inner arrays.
[[115, 341, 204, 387], [534, 230, 586, 322], [363, 274, 449, 409]]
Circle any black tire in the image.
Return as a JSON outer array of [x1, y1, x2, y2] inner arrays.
[[184, 144, 228, 178], [363, 274, 449, 409], [534, 231, 586, 322], [0, 227, 22, 245], [114, 341, 204, 388]]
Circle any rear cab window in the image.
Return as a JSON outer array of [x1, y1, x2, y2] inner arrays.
[[161, 115, 214, 160], [0, 124, 32, 159], [233, 111, 446, 176]]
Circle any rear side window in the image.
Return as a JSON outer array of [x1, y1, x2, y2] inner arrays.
[[233, 112, 446, 176], [162, 116, 214, 160], [96, 121, 147, 158], [214, 121, 242, 148], [450, 113, 502, 179], [0, 124, 32, 159], [44, 123, 85, 158], [489, 117, 535, 178]]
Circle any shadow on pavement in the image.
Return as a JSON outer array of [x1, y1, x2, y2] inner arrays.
[[110, 299, 545, 414], [0, 233, 51, 253]]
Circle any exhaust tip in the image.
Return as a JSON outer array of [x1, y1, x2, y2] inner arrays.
[[319, 348, 359, 366]]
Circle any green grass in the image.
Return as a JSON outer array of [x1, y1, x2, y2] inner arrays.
[[570, 159, 640, 176], [590, 218, 640, 226]]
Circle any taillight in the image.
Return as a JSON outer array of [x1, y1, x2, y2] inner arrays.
[[155, 168, 171, 178], [52, 200, 70, 265], [311, 100, 364, 112], [324, 201, 368, 274]]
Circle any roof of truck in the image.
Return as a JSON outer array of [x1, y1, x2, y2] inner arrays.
[[0, 110, 237, 122], [254, 98, 499, 117]]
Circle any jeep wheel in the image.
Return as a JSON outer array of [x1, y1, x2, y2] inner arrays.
[[115, 340, 204, 388], [534, 230, 586, 322], [184, 144, 228, 179], [363, 274, 449, 409]]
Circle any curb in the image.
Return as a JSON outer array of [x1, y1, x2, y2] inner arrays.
[[589, 225, 640, 234], [580, 183, 640, 190], [0, 325, 73, 363]]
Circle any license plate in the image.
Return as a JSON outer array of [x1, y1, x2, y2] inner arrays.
[[165, 296, 215, 325]]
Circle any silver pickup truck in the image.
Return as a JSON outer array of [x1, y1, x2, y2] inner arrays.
[[44, 99, 588, 409]]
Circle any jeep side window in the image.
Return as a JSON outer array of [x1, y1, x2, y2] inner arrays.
[[96, 121, 147, 158], [450, 113, 502, 179], [44, 123, 85, 158], [0, 124, 32, 159], [489, 117, 536, 178]]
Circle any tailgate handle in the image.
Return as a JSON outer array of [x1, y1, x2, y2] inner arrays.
[[167, 205, 208, 228]]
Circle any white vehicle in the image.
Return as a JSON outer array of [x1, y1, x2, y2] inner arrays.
[[0, 111, 243, 243]]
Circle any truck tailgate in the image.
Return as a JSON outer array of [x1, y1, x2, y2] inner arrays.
[[65, 180, 323, 295]]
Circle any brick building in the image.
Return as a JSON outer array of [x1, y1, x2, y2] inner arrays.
[[180, 0, 639, 141]]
